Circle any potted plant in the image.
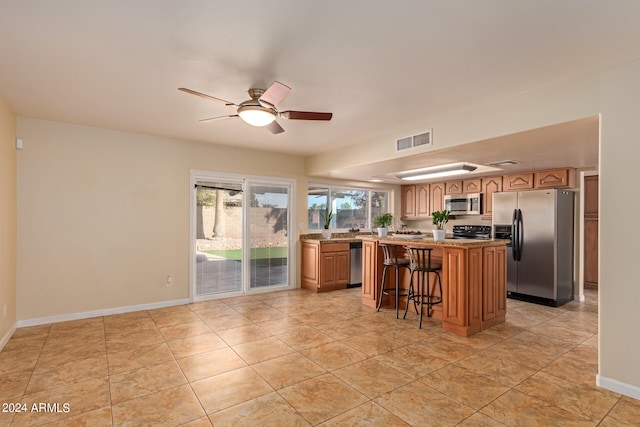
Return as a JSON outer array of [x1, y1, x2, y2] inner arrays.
[[373, 213, 394, 237], [321, 207, 333, 239], [431, 209, 450, 241]]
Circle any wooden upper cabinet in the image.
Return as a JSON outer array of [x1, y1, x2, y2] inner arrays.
[[534, 168, 574, 189], [416, 184, 431, 217], [463, 179, 482, 194], [401, 185, 416, 219], [401, 184, 430, 219], [445, 180, 463, 195], [430, 182, 445, 213], [481, 176, 503, 218], [503, 173, 534, 191]]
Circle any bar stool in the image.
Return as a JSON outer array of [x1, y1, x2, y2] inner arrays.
[[376, 243, 411, 319], [403, 246, 443, 328]]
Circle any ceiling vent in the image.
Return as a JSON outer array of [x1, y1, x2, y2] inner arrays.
[[396, 130, 432, 152], [486, 160, 518, 167]]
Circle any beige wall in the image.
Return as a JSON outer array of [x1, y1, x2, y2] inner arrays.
[[16, 119, 305, 320], [307, 60, 640, 396], [0, 98, 17, 342]]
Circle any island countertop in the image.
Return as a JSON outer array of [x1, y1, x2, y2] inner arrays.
[[358, 235, 508, 247]]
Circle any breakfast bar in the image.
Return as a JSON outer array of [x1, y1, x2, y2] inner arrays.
[[359, 235, 508, 337]]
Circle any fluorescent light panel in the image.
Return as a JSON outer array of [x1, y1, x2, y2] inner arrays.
[[397, 163, 477, 181]]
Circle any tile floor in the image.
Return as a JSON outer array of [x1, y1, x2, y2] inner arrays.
[[1, 286, 639, 426]]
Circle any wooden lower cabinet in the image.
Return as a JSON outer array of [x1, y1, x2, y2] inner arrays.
[[361, 240, 380, 305], [482, 245, 507, 327], [441, 247, 483, 336], [301, 241, 350, 292], [361, 238, 507, 336]]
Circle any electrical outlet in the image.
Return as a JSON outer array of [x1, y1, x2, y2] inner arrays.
[[166, 276, 173, 287]]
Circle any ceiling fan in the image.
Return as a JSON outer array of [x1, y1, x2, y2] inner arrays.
[[178, 81, 332, 134]]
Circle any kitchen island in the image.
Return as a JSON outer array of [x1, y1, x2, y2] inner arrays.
[[359, 235, 508, 337]]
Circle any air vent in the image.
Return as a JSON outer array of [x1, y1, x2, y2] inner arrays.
[[486, 160, 518, 167], [396, 130, 432, 152]]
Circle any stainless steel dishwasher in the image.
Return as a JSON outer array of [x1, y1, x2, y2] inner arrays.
[[348, 241, 362, 287]]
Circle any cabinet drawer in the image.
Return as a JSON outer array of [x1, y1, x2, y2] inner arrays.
[[321, 243, 350, 253]]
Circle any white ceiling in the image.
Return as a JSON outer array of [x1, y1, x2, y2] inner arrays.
[[1, 1, 638, 180]]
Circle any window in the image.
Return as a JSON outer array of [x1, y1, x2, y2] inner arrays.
[[308, 185, 389, 230]]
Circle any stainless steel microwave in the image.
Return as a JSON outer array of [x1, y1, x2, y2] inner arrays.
[[443, 193, 482, 215]]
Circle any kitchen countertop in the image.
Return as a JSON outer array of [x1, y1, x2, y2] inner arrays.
[[358, 235, 508, 247], [301, 235, 508, 247]]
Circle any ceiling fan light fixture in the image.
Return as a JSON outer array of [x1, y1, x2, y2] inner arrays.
[[238, 105, 277, 127], [397, 163, 477, 181]]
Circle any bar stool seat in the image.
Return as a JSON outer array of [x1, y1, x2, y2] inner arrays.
[[376, 243, 411, 319], [403, 246, 443, 328]]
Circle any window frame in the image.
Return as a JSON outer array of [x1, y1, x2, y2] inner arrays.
[[307, 183, 390, 231]]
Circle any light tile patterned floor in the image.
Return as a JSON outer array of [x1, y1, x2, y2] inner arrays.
[[1, 286, 639, 426]]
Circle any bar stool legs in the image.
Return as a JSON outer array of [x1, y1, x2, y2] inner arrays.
[[402, 246, 443, 329], [403, 268, 442, 328], [376, 243, 410, 319]]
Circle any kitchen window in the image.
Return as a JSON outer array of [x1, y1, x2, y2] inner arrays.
[[307, 185, 388, 230]]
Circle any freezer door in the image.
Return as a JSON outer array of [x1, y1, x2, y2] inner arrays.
[[493, 192, 519, 293], [517, 190, 556, 299]]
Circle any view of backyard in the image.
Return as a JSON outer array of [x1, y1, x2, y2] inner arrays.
[[195, 185, 289, 296]]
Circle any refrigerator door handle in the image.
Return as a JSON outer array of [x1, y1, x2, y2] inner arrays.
[[517, 209, 524, 261], [512, 209, 518, 261]]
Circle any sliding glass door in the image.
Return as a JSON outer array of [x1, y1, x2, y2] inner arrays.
[[194, 180, 244, 297], [191, 171, 294, 300], [248, 182, 290, 289]]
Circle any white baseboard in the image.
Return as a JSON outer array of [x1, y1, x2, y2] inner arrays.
[[597, 374, 640, 400], [574, 293, 585, 302], [0, 323, 17, 351], [16, 298, 190, 328]]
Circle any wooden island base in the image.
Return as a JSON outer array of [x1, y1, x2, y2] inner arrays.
[[360, 236, 507, 337]]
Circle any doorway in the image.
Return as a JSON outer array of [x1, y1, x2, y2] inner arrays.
[[190, 170, 295, 301]]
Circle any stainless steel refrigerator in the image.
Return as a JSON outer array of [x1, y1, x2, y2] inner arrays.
[[492, 189, 574, 306]]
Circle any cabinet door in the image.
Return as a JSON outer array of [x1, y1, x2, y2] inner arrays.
[[445, 180, 463, 195], [503, 173, 534, 191], [401, 185, 416, 219], [430, 182, 445, 213], [535, 168, 571, 189], [416, 184, 431, 217], [361, 240, 379, 306], [301, 242, 320, 290], [495, 245, 507, 317], [441, 247, 467, 327], [335, 251, 350, 285], [584, 175, 598, 286], [481, 176, 503, 218], [463, 179, 482, 194], [321, 252, 337, 287]]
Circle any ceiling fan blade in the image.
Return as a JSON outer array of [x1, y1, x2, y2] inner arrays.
[[265, 121, 285, 134], [199, 115, 239, 123], [178, 88, 237, 107], [280, 111, 333, 121], [259, 81, 291, 107]]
